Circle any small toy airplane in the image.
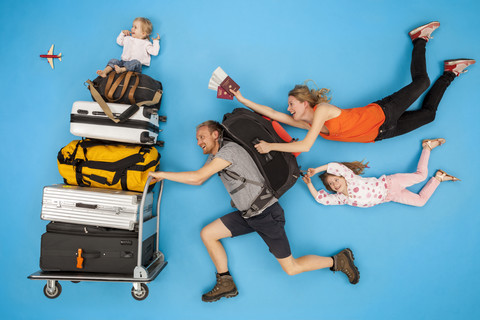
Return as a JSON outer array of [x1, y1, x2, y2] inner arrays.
[[40, 44, 62, 69]]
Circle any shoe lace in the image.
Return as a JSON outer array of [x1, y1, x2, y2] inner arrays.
[[335, 256, 354, 280], [208, 278, 223, 294], [341, 268, 353, 279]]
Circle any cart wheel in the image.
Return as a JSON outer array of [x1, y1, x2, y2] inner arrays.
[[131, 283, 149, 301], [43, 281, 62, 299]]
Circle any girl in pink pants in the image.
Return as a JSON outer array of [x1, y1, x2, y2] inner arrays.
[[302, 138, 459, 208]]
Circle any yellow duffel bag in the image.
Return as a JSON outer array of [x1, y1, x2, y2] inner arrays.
[[57, 139, 159, 192]]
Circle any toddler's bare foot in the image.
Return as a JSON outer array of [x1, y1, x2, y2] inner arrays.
[[97, 66, 113, 78], [114, 65, 127, 74], [96, 70, 107, 78]]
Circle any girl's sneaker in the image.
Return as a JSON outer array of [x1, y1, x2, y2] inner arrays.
[[408, 21, 440, 42], [444, 59, 476, 76]]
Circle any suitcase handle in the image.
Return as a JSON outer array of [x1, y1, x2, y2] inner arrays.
[[76, 249, 101, 269], [117, 104, 140, 123], [83, 252, 101, 258], [75, 203, 98, 209]]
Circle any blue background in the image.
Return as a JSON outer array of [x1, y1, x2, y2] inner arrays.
[[1, 0, 479, 319]]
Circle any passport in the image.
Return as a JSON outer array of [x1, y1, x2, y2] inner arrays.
[[217, 86, 234, 100], [220, 76, 240, 94], [208, 67, 240, 99]]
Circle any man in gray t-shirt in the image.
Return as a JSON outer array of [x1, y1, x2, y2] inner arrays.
[[206, 140, 277, 216], [149, 120, 359, 303]]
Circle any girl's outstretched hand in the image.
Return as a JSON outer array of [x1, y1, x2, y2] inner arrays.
[[152, 33, 160, 41], [306, 168, 317, 177], [302, 175, 311, 184]]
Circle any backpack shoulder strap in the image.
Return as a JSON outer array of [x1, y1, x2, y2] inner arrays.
[[221, 169, 263, 195]]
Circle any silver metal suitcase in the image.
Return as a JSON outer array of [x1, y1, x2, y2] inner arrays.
[[41, 184, 153, 230], [70, 101, 166, 145]]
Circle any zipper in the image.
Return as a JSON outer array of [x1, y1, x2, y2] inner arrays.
[[71, 114, 159, 132], [116, 84, 160, 93]]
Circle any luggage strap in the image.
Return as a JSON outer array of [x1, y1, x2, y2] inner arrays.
[[86, 76, 162, 124], [220, 169, 274, 218], [65, 140, 157, 190], [106, 71, 139, 103], [75, 153, 146, 189]]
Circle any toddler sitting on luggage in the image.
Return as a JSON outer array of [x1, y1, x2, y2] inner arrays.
[[96, 17, 160, 78]]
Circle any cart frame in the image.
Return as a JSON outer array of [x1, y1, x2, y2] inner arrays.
[[28, 177, 167, 300]]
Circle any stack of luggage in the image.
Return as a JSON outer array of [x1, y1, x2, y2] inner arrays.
[[38, 72, 166, 282]]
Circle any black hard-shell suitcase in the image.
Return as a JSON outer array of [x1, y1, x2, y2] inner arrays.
[[40, 222, 154, 274]]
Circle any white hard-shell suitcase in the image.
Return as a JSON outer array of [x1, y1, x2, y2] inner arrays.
[[41, 184, 153, 230], [70, 101, 166, 146]]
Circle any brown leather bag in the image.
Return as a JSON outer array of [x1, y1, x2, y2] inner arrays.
[[86, 71, 162, 123]]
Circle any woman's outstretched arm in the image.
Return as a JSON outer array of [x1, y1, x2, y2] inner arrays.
[[254, 104, 337, 153], [230, 90, 310, 129]]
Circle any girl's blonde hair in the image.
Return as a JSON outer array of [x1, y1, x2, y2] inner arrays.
[[288, 80, 331, 107], [134, 17, 153, 39], [320, 161, 369, 192]]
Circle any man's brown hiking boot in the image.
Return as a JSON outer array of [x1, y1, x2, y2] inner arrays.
[[202, 274, 239, 302], [331, 248, 360, 284]]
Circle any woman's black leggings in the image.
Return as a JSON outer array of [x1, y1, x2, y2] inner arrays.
[[375, 39, 455, 141]]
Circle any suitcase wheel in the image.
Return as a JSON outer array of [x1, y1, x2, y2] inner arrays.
[[43, 281, 62, 299], [131, 283, 149, 301], [156, 140, 165, 147], [159, 116, 167, 122]]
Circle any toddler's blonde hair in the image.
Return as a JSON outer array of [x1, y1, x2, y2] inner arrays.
[[134, 17, 153, 39]]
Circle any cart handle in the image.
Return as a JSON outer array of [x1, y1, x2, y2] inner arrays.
[[137, 177, 164, 268]]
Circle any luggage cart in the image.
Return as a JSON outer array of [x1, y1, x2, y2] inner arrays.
[[28, 178, 167, 301]]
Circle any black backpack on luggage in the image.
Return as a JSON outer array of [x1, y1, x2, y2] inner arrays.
[[89, 71, 163, 108], [221, 108, 300, 215], [86, 72, 163, 124]]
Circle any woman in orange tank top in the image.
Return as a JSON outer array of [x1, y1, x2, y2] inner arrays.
[[229, 21, 475, 155]]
